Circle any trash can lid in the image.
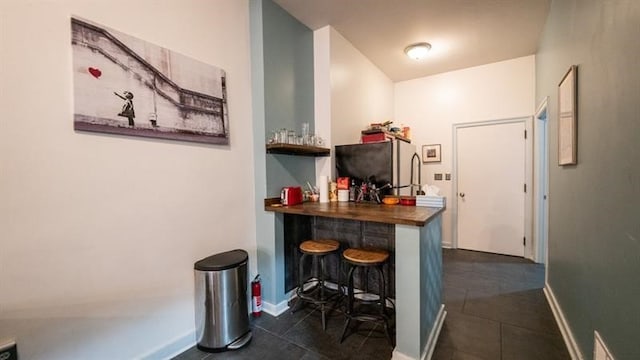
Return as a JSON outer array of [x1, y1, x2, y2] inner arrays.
[[194, 249, 248, 271]]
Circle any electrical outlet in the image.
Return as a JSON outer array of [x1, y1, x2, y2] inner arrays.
[[594, 331, 614, 360], [0, 338, 17, 360]]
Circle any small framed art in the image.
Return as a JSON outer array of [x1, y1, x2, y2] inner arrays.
[[422, 144, 441, 163]]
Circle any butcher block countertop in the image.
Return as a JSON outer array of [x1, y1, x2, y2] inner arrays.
[[264, 199, 444, 227]]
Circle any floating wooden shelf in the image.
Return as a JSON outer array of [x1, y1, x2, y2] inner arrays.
[[266, 143, 330, 156]]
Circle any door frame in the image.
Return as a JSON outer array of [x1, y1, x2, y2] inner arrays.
[[534, 98, 550, 265], [452, 117, 533, 255]]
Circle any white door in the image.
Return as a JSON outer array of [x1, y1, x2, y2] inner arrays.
[[456, 121, 526, 257]]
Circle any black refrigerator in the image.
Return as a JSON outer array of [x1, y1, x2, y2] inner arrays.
[[335, 140, 417, 196]]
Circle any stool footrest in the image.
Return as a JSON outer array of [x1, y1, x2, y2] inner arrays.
[[296, 285, 341, 303]]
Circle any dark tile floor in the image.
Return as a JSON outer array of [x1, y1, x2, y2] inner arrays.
[[433, 249, 569, 360], [174, 249, 569, 360]]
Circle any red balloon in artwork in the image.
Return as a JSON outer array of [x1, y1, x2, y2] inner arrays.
[[88, 67, 102, 78]]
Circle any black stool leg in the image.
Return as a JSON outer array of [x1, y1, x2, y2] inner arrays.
[[375, 265, 393, 346], [291, 253, 309, 313], [319, 255, 327, 330], [340, 264, 356, 343]]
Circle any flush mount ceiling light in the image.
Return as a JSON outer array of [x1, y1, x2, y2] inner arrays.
[[404, 42, 432, 60]]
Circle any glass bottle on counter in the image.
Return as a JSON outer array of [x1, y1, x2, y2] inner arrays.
[[349, 179, 357, 202]]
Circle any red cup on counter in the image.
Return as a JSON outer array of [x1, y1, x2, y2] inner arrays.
[[399, 196, 416, 206]]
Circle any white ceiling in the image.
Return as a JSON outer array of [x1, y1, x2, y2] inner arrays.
[[273, 0, 550, 82]]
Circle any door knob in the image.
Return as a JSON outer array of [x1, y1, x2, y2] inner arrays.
[[459, 192, 465, 198]]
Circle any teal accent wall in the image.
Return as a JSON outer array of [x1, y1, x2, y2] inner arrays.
[[262, 0, 315, 196], [250, 0, 315, 306], [536, 1, 640, 359]]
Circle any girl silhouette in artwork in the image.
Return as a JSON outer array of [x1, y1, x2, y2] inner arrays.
[[114, 90, 135, 127]]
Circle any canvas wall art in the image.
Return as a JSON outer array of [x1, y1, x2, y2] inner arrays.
[[558, 65, 577, 165], [71, 17, 229, 145]]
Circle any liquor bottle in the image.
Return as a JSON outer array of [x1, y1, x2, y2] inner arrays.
[[349, 179, 357, 202]]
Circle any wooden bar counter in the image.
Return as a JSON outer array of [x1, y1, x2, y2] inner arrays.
[[265, 200, 443, 226], [265, 200, 446, 360]]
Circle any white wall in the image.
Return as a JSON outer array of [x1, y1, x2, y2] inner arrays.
[[395, 56, 535, 247], [0, 1, 255, 359], [329, 27, 395, 148], [314, 26, 395, 179], [313, 26, 332, 179]]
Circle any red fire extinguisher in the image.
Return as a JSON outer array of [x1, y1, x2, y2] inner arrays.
[[251, 274, 262, 317]]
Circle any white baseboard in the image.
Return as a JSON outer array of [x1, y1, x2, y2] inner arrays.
[[544, 283, 584, 360], [138, 329, 196, 360], [262, 299, 290, 316], [392, 349, 415, 360], [423, 306, 446, 360], [441, 242, 453, 249], [392, 305, 446, 360]]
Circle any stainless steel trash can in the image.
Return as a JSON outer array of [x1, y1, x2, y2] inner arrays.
[[194, 249, 251, 351]]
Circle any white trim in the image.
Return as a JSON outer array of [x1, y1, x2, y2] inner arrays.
[[534, 97, 550, 265], [594, 330, 615, 360], [544, 284, 584, 360], [392, 306, 446, 360], [262, 299, 290, 316], [423, 306, 446, 360], [392, 350, 415, 360], [138, 330, 196, 360], [524, 116, 534, 260]]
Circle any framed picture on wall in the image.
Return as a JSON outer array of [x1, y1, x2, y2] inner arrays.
[[558, 65, 577, 165], [422, 144, 441, 163], [71, 17, 230, 145]]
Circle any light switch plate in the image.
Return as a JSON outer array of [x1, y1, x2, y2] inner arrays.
[[434, 173, 443, 181], [445, 173, 451, 181]]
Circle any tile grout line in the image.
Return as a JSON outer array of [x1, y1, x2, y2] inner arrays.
[[255, 316, 327, 358], [257, 307, 365, 359], [500, 322, 504, 360]]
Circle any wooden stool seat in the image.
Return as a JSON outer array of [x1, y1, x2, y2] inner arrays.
[[300, 239, 340, 254], [343, 248, 389, 265]]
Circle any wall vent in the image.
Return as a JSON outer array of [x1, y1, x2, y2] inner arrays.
[[594, 331, 614, 360]]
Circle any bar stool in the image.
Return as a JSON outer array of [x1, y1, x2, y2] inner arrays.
[[291, 239, 341, 330], [340, 247, 393, 346]]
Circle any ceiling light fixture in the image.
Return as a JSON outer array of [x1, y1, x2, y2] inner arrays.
[[404, 42, 432, 60]]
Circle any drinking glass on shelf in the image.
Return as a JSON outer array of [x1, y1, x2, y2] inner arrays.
[[279, 128, 287, 144], [287, 130, 296, 144], [267, 131, 277, 144], [302, 122, 310, 146]]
